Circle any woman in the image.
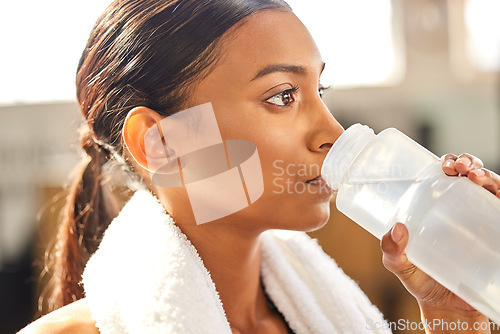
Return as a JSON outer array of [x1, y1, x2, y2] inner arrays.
[[21, 0, 500, 333]]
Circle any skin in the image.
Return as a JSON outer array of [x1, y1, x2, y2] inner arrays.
[[20, 9, 500, 334], [18, 299, 97, 334]]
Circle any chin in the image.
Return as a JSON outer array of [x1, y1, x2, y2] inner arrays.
[[285, 200, 331, 232], [300, 212, 330, 232], [233, 191, 333, 232]]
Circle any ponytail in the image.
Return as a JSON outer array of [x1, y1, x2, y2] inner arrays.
[[40, 126, 119, 313]]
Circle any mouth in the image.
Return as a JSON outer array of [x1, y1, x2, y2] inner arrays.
[[305, 175, 331, 189]]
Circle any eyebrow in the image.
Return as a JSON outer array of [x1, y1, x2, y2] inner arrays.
[[250, 62, 326, 82]]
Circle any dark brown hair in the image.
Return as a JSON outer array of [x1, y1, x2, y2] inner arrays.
[[40, 0, 291, 314]]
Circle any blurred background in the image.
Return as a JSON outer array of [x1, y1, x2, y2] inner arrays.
[[0, 0, 498, 333]]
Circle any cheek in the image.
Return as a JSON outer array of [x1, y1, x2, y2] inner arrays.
[[258, 140, 301, 193], [216, 110, 300, 184], [209, 103, 333, 227]]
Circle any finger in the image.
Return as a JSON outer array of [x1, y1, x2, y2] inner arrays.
[[381, 223, 415, 280], [468, 168, 500, 196], [381, 223, 439, 302], [441, 154, 459, 176], [454, 153, 484, 176]]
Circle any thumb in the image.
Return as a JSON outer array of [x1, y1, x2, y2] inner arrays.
[[381, 223, 416, 280]]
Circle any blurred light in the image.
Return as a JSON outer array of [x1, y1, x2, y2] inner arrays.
[[286, 0, 401, 88], [0, 0, 398, 105], [0, 1, 112, 105], [465, 0, 500, 72]]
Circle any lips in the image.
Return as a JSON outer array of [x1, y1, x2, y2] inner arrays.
[[305, 175, 331, 189], [305, 175, 322, 183]]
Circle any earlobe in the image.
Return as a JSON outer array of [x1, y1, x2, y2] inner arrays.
[[122, 107, 169, 172]]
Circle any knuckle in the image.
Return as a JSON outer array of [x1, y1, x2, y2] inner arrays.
[[395, 262, 418, 279], [382, 254, 416, 279], [480, 168, 495, 183], [382, 254, 395, 271], [473, 158, 484, 168], [491, 170, 500, 183]]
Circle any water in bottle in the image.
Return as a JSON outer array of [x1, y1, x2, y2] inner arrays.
[[321, 123, 500, 324]]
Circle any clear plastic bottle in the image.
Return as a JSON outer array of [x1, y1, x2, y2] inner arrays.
[[321, 123, 500, 324]]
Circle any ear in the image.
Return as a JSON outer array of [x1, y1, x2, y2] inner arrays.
[[122, 107, 169, 172]]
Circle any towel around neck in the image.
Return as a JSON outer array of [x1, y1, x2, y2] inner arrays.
[[82, 190, 391, 334]]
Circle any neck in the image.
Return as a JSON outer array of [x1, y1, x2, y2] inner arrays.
[[155, 189, 276, 331], [184, 221, 269, 329]]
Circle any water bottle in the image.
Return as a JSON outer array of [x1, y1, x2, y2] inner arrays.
[[321, 123, 500, 324]]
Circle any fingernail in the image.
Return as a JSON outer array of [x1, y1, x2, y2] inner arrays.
[[472, 169, 485, 177], [456, 158, 471, 167], [444, 160, 454, 168], [391, 224, 403, 243]]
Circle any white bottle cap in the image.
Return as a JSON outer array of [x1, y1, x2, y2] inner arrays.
[[321, 124, 375, 190]]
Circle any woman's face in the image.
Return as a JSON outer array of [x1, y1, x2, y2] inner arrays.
[[159, 9, 344, 232]]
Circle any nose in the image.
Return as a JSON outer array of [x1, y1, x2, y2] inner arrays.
[[306, 99, 344, 154]]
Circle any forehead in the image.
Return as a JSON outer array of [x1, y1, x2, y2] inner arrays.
[[210, 9, 323, 83]]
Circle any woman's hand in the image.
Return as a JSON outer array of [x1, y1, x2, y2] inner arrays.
[[380, 153, 500, 333], [441, 153, 500, 198]]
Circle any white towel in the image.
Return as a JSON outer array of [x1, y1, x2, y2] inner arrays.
[[82, 190, 390, 333]]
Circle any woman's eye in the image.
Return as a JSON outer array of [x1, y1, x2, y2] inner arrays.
[[266, 88, 297, 107]]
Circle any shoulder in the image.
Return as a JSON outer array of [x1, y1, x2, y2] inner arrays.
[[18, 298, 99, 334]]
